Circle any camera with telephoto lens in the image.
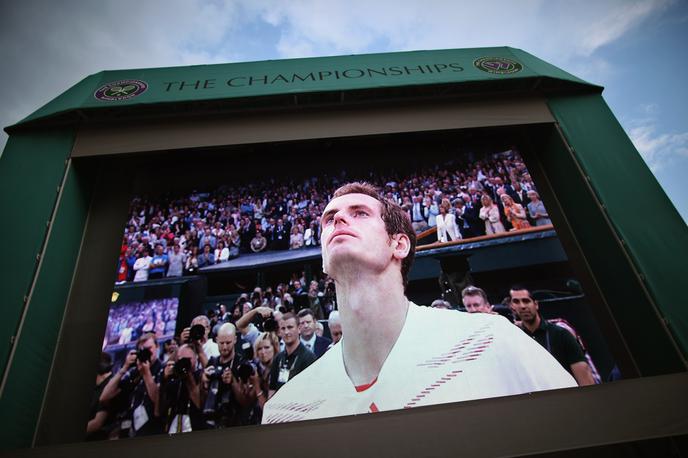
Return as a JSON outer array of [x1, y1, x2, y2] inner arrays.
[[188, 324, 206, 342], [136, 347, 152, 363], [174, 357, 192, 377]]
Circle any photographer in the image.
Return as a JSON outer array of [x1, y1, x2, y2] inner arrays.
[[235, 305, 277, 347], [100, 333, 162, 437], [180, 315, 219, 368], [159, 344, 205, 434], [201, 323, 255, 427]]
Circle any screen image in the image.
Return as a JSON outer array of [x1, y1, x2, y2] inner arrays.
[[102, 297, 179, 364], [86, 130, 618, 440]]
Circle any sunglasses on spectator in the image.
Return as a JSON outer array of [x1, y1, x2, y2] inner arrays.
[[510, 297, 534, 305]]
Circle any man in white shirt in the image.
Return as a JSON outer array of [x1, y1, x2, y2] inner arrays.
[[262, 182, 575, 424]]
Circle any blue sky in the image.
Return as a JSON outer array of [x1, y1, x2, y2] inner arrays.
[[1, 0, 686, 222]]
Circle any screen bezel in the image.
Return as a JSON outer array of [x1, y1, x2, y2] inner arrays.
[[28, 100, 685, 453]]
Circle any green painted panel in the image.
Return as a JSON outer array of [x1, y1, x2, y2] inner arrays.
[[548, 94, 688, 365], [14, 47, 597, 127], [0, 131, 74, 380], [0, 159, 94, 450]]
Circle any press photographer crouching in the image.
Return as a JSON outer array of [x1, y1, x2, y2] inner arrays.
[[100, 332, 162, 437], [202, 323, 255, 427], [160, 344, 205, 434]]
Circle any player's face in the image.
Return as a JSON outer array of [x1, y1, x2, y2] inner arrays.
[[280, 318, 299, 346], [510, 290, 538, 321], [299, 315, 315, 339], [216, 332, 236, 358], [463, 295, 491, 314], [329, 322, 342, 344], [320, 193, 394, 277]]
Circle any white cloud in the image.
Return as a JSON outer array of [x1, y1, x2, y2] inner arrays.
[[0, 0, 676, 152], [0, 0, 242, 147], [247, 0, 672, 66], [629, 123, 688, 171]]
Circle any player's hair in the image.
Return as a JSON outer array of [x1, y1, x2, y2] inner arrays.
[[332, 181, 416, 290]]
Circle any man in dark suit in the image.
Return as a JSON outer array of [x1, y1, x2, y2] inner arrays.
[[509, 181, 529, 207], [460, 194, 485, 238], [297, 308, 331, 358], [273, 218, 289, 250]]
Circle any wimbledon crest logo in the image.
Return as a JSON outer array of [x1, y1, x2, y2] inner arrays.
[[473, 57, 523, 75], [94, 79, 148, 101]]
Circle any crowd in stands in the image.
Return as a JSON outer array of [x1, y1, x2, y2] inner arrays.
[[104, 299, 179, 348], [115, 149, 551, 283]]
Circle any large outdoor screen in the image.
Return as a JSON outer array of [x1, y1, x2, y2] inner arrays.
[[86, 128, 619, 440]]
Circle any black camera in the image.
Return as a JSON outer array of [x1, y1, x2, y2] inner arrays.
[[136, 347, 152, 363], [232, 362, 255, 383], [205, 363, 230, 382], [174, 357, 192, 377], [251, 312, 278, 333], [188, 324, 206, 342]]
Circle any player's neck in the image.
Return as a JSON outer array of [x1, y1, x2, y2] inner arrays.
[[336, 273, 409, 386]]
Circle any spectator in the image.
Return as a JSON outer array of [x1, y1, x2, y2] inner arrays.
[[327, 311, 342, 345], [461, 286, 496, 314], [184, 246, 199, 275], [297, 308, 331, 358], [410, 195, 428, 232], [436, 198, 461, 243], [249, 332, 280, 423], [197, 244, 215, 268], [215, 240, 230, 264], [430, 299, 452, 310], [509, 286, 595, 386], [268, 313, 316, 397], [289, 225, 304, 250], [132, 248, 152, 282], [527, 190, 552, 226], [303, 221, 319, 246], [166, 244, 184, 277], [250, 230, 267, 253], [424, 196, 440, 229], [501, 194, 531, 231], [148, 244, 168, 280], [479, 195, 506, 235]]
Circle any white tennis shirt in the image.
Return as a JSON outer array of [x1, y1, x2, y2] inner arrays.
[[262, 303, 575, 424]]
